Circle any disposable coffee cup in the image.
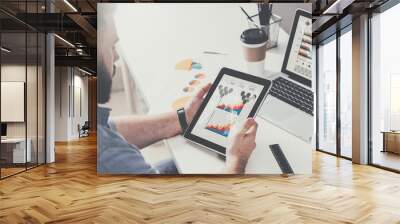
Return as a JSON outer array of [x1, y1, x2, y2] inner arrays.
[[240, 28, 268, 78]]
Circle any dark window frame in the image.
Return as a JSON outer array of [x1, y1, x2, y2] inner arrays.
[[0, 0, 47, 180], [315, 24, 352, 161]]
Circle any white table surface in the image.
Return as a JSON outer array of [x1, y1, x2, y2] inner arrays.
[[114, 3, 312, 174], [1, 138, 32, 163], [1, 138, 26, 144]]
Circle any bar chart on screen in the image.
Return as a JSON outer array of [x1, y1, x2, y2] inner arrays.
[[216, 102, 245, 115], [205, 123, 234, 137], [205, 107, 236, 137]]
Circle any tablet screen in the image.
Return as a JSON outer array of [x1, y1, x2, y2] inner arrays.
[[190, 74, 265, 148]]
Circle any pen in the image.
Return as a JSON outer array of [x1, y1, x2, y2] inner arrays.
[[240, 6, 260, 29], [240, 6, 254, 23], [265, 3, 272, 41], [203, 51, 228, 55], [259, 3, 268, 26]]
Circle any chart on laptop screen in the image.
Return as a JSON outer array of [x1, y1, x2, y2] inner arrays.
[[191, 75, 263, 146], [285, 14, 312, 81]]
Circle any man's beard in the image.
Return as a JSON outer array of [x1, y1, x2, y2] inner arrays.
[[97, 59, 115, 104]]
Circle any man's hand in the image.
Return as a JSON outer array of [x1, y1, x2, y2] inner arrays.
[[185, 83, 212, 124], [225, 118, 258, 174], [115, 84, 212, 148]]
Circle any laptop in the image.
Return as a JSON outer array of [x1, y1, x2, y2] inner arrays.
[[259, 9, 314, 142]]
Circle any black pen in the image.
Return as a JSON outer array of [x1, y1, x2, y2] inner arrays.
[[240, 6, 254, 23], [265, 4, 272, 41], [266, 4, 273, 26], [259, 3, 268, 26], [203, 51, 227, 55]]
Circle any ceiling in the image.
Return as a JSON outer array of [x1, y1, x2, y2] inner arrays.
[[0, 0, 160, 74], [1, 0, 394, 73], [0, 0, 100, 73], [312, 0, 391, 43]]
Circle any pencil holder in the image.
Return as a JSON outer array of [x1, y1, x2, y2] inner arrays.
[[248, 14, 282, 50]]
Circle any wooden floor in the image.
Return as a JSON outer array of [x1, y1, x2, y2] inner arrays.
[[1, 167, 26, 178], [1, 163, 45, 178], [373, 150, 400, 171], [1, 135, 400, 224]]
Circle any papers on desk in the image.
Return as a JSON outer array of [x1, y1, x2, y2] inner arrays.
[[167, 54, 230, 112], [175, 58, 193, 70], [175, 58, 203, 71], [171, 96, 192, 110]]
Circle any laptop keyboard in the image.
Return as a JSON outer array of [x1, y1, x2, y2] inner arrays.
[[269, 77, 314, 116]]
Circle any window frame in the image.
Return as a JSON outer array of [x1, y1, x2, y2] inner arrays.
[[315, 24, 353, 161]]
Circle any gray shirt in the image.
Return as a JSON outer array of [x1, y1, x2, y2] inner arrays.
[[97, 107, 157, 174]]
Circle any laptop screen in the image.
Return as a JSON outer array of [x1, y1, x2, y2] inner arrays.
[[281, 10, 312, 87]]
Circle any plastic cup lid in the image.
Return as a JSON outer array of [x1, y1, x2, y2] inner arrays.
[[240, 28, 268, 45]]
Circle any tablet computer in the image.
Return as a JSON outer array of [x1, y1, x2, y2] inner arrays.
[[184, 67, 271, 156]]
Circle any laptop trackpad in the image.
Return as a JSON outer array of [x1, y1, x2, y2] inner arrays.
[[258, 96, 313, 142]]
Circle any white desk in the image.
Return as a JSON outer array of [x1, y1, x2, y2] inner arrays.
[[1, 138, 31, 163], [114, 3, 312, 174]]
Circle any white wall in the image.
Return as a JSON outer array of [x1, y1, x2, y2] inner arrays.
[[1, 65, 37, 138], [54, 67, 89, 141], [1, 82, 25, 122], [1, 65, 26, 133], [72, 74, 89, 138], [55, 67, 69, 141], [1, 63, 46, 163]]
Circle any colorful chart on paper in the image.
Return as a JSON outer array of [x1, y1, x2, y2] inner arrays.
[[175, 58, 202, 71]]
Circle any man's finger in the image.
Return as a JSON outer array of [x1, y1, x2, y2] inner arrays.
[[240, 118, 256, 134], [196, 83, 212, 99], [246, 121, 258, 136]]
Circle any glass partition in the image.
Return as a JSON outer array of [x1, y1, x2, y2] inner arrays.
[[1, 31, 28, 177], [339, 28, 352, 158], [370, 3, 400, 171], [0, 1, 46, 179], [317, 36, 337, 155]]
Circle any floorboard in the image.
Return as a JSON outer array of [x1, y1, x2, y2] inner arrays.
[[1, 135, 400, 223]]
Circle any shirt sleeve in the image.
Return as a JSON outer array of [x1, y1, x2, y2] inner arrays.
[[97, 124, 158, 174], [108, 119, 118, 133]]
